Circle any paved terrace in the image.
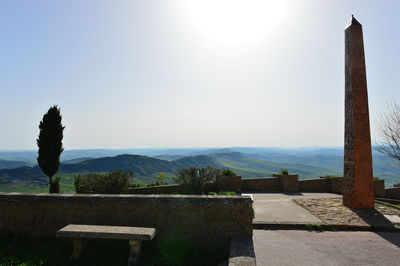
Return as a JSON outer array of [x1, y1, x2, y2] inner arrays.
[[247, 192, 400, 266], [246, 192, 338, 225]]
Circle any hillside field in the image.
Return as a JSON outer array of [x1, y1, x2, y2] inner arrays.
[[0, 147, 399, 192]]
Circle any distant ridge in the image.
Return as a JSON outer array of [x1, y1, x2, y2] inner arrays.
[[0, 149, 399, 189], [0, 154, 222, 187], [0, 159, 31, 170], [62, 157, 94, 164], [59, 154, 221, 176]]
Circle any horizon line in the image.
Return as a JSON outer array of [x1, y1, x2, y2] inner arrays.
[[0, 146, 347, 152]]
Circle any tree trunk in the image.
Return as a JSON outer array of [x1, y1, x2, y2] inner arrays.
[[49, 176, 53, 193]]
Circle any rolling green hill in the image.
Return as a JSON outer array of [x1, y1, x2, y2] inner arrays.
[[0, 159, 31, 169], [0, 150, 399, 192], [0, 154, 222, 192]]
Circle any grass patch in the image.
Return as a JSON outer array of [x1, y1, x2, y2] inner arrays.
[[305, 224, 322, 231], [0, 234, 228, 266]]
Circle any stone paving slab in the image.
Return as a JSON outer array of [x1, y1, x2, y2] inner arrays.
[[384, 215, 400, 225], [250, 193, 338, 224], [57, 224, 156, 240], [253, 230, 400, 266]]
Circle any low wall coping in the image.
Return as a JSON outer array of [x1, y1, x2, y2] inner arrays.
[[130, 184, 181, 190], [300, 178, 326, 181], [242, 177, 278, 181], [385, 187, 400, 191], [0, 192, 253, 203]]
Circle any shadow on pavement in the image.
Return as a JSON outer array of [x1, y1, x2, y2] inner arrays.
[[375, 231, 400, 248], [351, 208, 395, 229]]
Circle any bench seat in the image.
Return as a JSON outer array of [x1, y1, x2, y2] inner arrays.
[[57, 224, 156, 265], [57, 224, 155, 240]]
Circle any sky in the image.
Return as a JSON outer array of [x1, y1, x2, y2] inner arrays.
[[0, 0, 399, 149]]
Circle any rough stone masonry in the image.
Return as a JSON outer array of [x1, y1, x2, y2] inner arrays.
[[343, 15, 374, 208]]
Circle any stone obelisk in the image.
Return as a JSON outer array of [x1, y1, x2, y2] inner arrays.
[[343, 15, 374, 208]]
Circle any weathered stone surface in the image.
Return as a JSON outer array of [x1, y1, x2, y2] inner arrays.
[[128, 183, 219, 194], [0, 193, 253, 246], [385, 187, 400, 199], [374, 179, 385, 198], [343, 16, 374, 208], [273, 174, 299, 192], [57, 224, 156, 240], [294, 198, 399, 228], [299, 178, 328, 192], [228, 235, 256, 266], [216, 175, 242, 193], [241, 177, 281, 191], [384, 215, 400, 225]]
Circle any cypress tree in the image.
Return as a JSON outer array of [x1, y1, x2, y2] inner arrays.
[[37, 105, 65, 193]]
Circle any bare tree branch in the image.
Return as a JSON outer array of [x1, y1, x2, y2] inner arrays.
[[375, 101, 400, 161]]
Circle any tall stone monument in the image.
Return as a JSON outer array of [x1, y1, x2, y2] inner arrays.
[[343, 15, 374, 208]]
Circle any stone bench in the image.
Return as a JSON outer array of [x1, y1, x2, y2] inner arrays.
[[57, 224, 156, 265]]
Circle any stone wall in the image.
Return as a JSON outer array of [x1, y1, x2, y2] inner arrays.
[[242, 176, 385, 197], [241, 177, 281, 191], [216, 175, 242, 193], [273, 174, 299, 192], [128, 184, 187, 194], [0, 193, 253, 246], [384, 187, 400, 199], [374, 180, 385, 198], [129, 176, 243, 195], [326, 177, 344, 194], [299, 178, 328, 192]]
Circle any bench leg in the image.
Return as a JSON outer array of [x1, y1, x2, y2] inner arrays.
[[71, 238, 84, 261], [128, 239, 142, 266]]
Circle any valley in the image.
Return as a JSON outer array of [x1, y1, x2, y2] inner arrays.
[[0, 147, 399, 192]]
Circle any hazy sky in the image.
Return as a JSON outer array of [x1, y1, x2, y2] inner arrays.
[[1, 0, 399, 149]]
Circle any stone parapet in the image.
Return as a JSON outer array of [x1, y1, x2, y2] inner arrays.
[[374, 180, 385, 198], [299, 178, 328, 192], [241, 177, 281, 191], [128, 184, 187, 194], [216, 175, 242, 193], [0, 193, 253, 246], [326, 177, 344, 194], [384, 187, 400, 199], [273, 174, 299, 192]]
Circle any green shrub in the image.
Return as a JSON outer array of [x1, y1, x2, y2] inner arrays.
[[217, 191, 237, 196], [373, 177, 381, 181], [74, 169, 132, 194], [130, 182, 145, 188], [206, 191, 237, 196], [50, 177, 60, 193], [174, 166, 220, 194], [157, 172, 168, 185], [305, 224, 322, 231], [221, 169, 237, 176], [147, 181, 163, 187], [279, 168, 289, 175]]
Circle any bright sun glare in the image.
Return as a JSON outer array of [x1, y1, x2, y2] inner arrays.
[[179, 0, 288, 49]]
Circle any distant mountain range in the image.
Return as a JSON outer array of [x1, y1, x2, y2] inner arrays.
[[0, 147, 399, 190], [0, 153, 222, 188], [0, 159, 32, 169]]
